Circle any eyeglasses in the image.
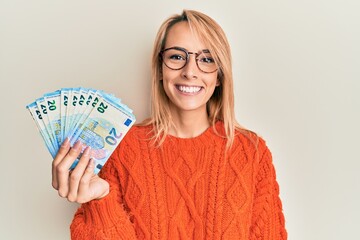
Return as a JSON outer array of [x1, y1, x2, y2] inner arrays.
[[159, 47, 217, 73]]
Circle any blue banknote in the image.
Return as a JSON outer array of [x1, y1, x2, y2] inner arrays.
[[26, 87, 136, 174]]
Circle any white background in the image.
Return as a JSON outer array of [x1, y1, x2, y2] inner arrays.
[[1, 0, 359, 239]]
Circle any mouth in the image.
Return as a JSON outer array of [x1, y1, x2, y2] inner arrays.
[[176, 85, 203, 94]]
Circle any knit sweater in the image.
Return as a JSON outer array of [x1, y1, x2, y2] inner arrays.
[[70, 121, 287, 239]]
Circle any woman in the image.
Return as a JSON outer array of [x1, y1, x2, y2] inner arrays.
[[53, 9, 287, 240]]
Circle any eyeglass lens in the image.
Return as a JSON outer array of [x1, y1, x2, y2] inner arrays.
[[162, 48, 217, 73]]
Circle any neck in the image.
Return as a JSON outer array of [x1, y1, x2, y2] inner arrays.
[[169, 109, 210, 138]]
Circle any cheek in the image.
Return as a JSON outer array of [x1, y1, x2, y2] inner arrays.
[[162, 69, 178, 86], [206, 74, 219, 87], [161, 76, 172, 98]]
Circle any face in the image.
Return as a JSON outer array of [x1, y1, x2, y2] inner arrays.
[[161, 21, 219, 116]]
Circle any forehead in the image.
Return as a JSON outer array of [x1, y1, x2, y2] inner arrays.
[[164, 21, 207, 51]]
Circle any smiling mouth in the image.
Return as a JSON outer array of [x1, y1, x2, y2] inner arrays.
[[176, 85, 202, 93]]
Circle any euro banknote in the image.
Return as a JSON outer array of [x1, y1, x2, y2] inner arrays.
[[26, 88, 136, 174]]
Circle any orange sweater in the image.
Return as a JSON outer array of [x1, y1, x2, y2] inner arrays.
[[70, 122, 287, 239]]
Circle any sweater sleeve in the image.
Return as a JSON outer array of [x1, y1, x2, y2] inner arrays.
[[249, 142, 287, 240], [70, 151, 137, 240]]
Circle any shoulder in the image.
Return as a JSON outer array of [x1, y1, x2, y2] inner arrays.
[[111, 124, 153, 156], [235, 129, 268, 149], [121, 124, 154, 145], [232, 127, 271, 163], [106, 124, 154, 171], [212, 121, 268, 153]]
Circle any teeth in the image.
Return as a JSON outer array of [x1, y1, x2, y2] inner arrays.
[[178, 85, 201, 93]]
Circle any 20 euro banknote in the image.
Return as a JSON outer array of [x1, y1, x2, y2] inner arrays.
[[26, 87, 136, 174]]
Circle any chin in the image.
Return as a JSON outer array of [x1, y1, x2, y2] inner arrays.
[[175, 103, 206, 112]]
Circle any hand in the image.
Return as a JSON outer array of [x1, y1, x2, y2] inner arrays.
[[52, 138, 110, 203]]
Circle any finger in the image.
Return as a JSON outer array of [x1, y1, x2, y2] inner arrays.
[[77, 158, 96, 202], [56, 140, 83, 198], [67, 146, 91, 202], [52, 138, 70, 190]]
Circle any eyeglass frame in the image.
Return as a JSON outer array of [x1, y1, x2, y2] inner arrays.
[[159, 46, 218, 73]]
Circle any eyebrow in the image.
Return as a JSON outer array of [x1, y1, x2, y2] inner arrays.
[[170, 46, 211, 54]]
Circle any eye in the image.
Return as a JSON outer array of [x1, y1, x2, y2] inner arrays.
[[199, 57, 215, 64], [169, 54, 186, 61]]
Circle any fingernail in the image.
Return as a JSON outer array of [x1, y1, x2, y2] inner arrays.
[[61, 138, 70, 148], [83, 146, 91, 156], [74, 140, 82, 149]]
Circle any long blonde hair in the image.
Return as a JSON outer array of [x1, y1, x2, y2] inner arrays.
[[141, 9, 247, 148]]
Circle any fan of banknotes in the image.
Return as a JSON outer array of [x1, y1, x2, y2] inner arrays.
[[26, 87, 136, 174]]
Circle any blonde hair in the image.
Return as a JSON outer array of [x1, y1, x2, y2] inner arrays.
[[141, 9, 248, 148]]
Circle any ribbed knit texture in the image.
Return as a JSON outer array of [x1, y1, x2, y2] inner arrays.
[[70, 121, 287, 239]]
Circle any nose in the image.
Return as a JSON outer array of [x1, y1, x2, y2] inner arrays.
[[181, 53, 198, 79]]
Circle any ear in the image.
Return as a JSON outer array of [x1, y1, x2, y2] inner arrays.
[[216, 69, 223, 86], [159, 65, 163, 80], [216, 78, 221, 86]]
